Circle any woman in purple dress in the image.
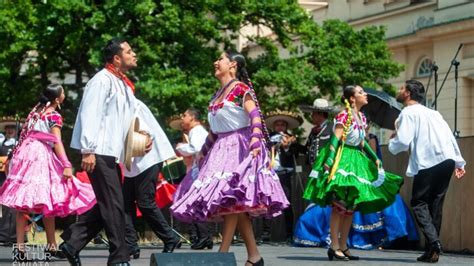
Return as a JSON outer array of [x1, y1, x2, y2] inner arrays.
[[171, 51, 289, 266]]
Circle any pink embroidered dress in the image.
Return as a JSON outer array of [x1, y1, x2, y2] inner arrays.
[[171, 83, 289, 222], [0, 110, 96, 217]]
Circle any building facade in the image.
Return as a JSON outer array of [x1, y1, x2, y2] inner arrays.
[[243, 0, 474, 138]]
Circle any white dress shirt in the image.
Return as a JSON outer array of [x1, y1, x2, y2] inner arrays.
[[175, 125, 208, 171], [71, 69, 136, 161], [123, 100, 176, 177], [388, 104, 465, 177]]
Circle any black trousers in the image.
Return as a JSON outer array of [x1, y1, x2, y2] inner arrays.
[[263, 172, 294, 238], [0, 173, 16, 243], [61, 155, 129, 264], [411, 159, 455, 246], [123, 163, 176, 252]]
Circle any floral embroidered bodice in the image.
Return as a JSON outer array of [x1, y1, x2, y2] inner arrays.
[[208, 83, 251, 134], [29, 111, 63, 134], [334, 110, 367, 146]]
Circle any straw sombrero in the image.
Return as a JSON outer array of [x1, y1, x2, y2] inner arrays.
[[0, 116, 21, 132], [124, 118, 148, 171], [265, 110, 303, 130], [299, 98, 336, 113], [167, 114, 183, 131]]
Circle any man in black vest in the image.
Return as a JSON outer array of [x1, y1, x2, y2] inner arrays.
[[299, 99, 336, 165]]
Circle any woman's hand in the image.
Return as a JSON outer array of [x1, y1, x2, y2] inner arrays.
[[375, 159, 382, 169], [63, 167, 73, 179], [249, 137, 261, 157]]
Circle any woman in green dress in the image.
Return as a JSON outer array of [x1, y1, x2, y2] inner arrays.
[[303, 85, 403, 261]]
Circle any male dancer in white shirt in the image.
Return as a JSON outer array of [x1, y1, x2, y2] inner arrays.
[[123, 100, 181, 258], [60, 38, 139, 266], [389, 79, 466, 263], [175, 108, 213, 250]]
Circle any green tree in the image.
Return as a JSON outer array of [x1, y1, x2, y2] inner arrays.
[[0, 1, 403, 131], [0, 0, 310, 119], [250, 19, 404, 113]]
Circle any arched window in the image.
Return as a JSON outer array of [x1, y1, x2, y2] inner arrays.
[[416, 57, 433, 77]]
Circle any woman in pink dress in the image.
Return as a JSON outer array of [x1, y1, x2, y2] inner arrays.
[[0, 84, 96, 261]]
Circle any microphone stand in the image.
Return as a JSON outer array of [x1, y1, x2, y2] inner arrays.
[[453, 59, 460, 138], [424, 63, 438, 107], [432, 43, 463, 110]]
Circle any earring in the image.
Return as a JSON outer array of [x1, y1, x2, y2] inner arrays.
[[56, 100, 61, 110]]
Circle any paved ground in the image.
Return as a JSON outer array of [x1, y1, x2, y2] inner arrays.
[[0, 242, 473, 265]]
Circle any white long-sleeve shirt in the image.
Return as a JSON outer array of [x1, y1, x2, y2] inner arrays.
[[71, 69, 136, 161], [123, 100, 176, 177], [175, 125, 208, 169], [388, 104, 465, 177]]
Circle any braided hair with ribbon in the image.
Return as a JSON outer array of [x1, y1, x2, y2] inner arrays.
[[225, 50, 271, 149], [11, 84, 64, 157]]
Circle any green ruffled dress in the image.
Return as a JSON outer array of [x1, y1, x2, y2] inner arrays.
[[303, 111, 403, 214]]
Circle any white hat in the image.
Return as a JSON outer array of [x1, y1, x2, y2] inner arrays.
[[299, 98, 336, 113], [124, 118, 148, 171]]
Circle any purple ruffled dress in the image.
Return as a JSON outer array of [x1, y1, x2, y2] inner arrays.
[[171, 84, 289, 222]]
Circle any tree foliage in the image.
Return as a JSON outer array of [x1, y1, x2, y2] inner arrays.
[[0, 1, 403, 132]]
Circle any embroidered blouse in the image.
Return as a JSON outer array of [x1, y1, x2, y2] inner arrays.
[[207, 83, 252, 134], [30, 111, 63, 133], [334, 110, 367, 147]]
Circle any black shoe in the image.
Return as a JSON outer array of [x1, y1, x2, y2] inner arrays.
[[418, 241, 441, 263], [129, 248, 140, 259], [45, 248, 66, 260], [420, 250, 440, 263], [162, 239, 182, 253], [417, 250, 431, 262], [341, 248, 359, 260], [12, 248, 28, 262], [109, 262, 130, 266], [327, 248, 349, 261], [190, 235, 198, 245], [191, 237, 213, 250], [59, 242, 81, 266], [246, 257, 264, 266]]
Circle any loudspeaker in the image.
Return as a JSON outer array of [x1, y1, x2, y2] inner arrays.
[[150, 252, 237, 266]]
